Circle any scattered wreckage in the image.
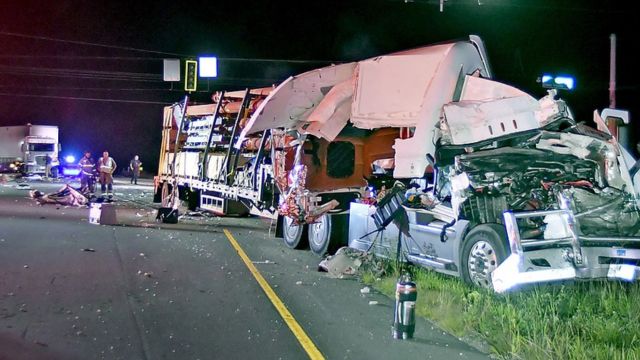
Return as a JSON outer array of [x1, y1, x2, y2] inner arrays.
[[234, 35, 640, 292], [30, 184, 88, 206]]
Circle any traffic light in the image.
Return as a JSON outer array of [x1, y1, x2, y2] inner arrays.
[[184, 60, 198, 92]]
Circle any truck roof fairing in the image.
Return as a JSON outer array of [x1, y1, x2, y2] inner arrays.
[[235, 36, 490, 179], [235, 62, 357, 148]]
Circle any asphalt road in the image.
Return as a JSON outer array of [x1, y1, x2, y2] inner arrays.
[[0, 177, 490, 360]]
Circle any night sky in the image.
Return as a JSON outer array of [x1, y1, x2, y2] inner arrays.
[[1, 0, 638, 173]]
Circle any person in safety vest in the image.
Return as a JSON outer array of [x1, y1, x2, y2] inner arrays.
[[97, 150, 117, 197], [78, 150, 96, 195]]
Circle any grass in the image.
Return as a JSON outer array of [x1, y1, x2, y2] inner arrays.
[[362, 263, 640, 360]]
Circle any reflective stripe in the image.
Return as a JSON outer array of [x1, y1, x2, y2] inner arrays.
[[99, 157, 114, 172]]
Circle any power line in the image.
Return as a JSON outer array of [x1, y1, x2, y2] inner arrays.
[[0, 64, 160, 78], [0, 31, 189, 57], [0, 85, 182, 92], [0, 55, 167, 61], [0, 92, 169, 105], [0, 53, 341, 64], [0, 32, 341, 64]]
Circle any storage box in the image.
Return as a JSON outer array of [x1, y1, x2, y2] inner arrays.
[[89, 203, 117, 225], [372, 190, 404, 229]]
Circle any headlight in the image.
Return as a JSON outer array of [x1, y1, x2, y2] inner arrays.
[[65, 155, 75, 164]]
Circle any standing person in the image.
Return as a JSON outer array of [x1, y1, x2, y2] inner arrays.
[[97, 151, 117, 198], [44, 154, 52, 180], [78, 150, 95, 195], [129, 155, 142, 185]]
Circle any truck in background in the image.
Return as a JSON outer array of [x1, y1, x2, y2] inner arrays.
[[0, 124, 60, 175]]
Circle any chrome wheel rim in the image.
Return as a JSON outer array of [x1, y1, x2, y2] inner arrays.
[[283, 216, 302, 243], [467, 240, 498, 288], [309, 215, 329, 248]]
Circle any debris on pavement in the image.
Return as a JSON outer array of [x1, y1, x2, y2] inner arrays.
[[295, 281, 303, 285], [368, 301, 379, 306], [318, 247, 385, 279], [360, 286, 371, 294], [15, 183, 32, 190], [29, 184, 88, 206], [252, 260, 275, 264], [81, 248, 96, 252]]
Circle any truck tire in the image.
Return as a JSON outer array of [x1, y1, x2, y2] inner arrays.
[[282, 216, 308, 249], [460, 223, 509, 289], [187, 189, 199, 211], [153, 182, 163, 203], [309, 214, 346, 256]]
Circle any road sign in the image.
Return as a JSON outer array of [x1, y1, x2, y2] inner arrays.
[[185, 60, 198, 92]]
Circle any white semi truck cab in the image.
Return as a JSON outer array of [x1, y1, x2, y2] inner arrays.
[[0, 124, 60, 175]]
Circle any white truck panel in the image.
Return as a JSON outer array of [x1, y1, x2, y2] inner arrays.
[[0, 126, 27, 160], [236, 62, 357, 148]]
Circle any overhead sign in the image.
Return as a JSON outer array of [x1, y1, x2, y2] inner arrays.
[[185, 60, 198, 92], [163, 59, 180, 82], [199, 57, 218, 78]]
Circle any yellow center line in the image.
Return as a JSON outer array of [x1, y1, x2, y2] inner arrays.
[[223, 228, 325, 360]]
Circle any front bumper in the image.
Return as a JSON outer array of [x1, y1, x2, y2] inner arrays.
[[492, 197, 640, 293], [492, 246, 640, 293]]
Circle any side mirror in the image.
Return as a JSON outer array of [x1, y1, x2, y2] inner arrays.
[[601, 108, 630, 125]]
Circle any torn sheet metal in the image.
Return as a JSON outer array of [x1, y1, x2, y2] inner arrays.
[[386, 42, 489, 178], [443, 96, 540, 144], [30, 184, 88, 206], [235, 62, 357, 148], [299, 76, 355, 141], [442, 76, 565, 145]]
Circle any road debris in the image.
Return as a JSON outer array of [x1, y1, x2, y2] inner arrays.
[[29, 184, 88, 206], [81, 248, 96, 252], [252, 260, 275, 264], [360, 286, 371, 294], [368, 301, 379, 305], [318, 247, 384, 279]]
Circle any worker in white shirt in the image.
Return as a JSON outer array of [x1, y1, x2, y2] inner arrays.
[[97, 150, 117, 198]]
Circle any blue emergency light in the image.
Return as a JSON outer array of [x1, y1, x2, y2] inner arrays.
[[541, 74, 575, 90]]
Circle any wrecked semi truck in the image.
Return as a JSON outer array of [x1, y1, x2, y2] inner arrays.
[[0, 124, 60, 175], [155, 87, 391, 255], [238, 35, 640, 291]]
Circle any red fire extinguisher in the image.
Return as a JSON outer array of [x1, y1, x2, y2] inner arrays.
[[393, 274, 417, 339]]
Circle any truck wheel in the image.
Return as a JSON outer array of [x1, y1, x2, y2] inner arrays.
[[187, 189, 199, 211], [460, 223, 509, 289], [282, 216, 308, 249], [309, 214, 345, 256], [153, 182, 163, 203]]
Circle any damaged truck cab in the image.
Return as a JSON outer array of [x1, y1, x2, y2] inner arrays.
[[239, 35, 640, 291]]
